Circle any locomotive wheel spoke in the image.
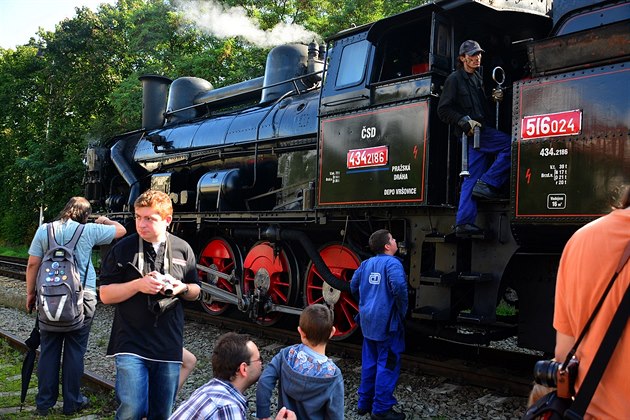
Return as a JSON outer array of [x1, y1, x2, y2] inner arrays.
[[243, 242, 298, 326], [305, 243, 360, 341], [198, 236, 242, 316]]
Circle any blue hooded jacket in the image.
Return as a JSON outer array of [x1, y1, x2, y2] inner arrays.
[[350, 254, 408, 341], [255, 344, 344, 420]]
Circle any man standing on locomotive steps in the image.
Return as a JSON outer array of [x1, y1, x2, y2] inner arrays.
[[438, 40, 510, 237], [100, 189, 201, 419], [351, 229, 408, 420]]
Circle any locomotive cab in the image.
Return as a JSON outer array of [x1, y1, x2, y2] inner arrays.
[[317, 0, 552, 340], [319, 1, 551, 208]]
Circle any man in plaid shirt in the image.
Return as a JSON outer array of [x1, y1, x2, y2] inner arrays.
[[169, 332, 296, 420]]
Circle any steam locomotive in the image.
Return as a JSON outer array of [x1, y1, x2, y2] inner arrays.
[[84, 0, 630, 353]]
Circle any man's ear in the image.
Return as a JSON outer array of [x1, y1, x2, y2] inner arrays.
[[329, 326, 337, 339], [236, 361, 247, 378]]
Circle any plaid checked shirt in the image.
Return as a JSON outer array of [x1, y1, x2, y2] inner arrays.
[[169, 378, 247, 420]]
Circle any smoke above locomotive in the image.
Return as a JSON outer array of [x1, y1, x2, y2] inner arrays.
[[175, 0, 320, 48]]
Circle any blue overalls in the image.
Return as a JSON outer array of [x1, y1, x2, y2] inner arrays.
[[456, 127, 511, 225]]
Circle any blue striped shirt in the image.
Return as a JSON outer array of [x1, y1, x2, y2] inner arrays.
[[169, 378, 247, 420]]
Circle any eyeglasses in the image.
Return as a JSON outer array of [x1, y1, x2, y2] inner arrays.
[[247, 356, 263, 365]]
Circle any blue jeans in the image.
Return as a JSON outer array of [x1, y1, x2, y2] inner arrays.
[[114, 354, 180, 420], [357, 329, 405, 414], [36, 293, 95, 414], [456, 127, 511, 225]]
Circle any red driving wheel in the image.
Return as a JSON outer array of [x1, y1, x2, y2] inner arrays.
[[198, 237, 242, 316], [243, 241, 298, 326], [304, 243, 360, 340]]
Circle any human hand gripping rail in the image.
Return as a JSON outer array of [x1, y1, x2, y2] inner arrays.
[[458, 118, 481, 177]]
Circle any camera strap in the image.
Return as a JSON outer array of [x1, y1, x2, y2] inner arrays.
[[136, 233, 172, 275], [136, 234, 177, 326], [563, 241, 630, 419]]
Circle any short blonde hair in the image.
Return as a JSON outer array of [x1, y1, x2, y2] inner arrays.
[[134, 190, 173, 219]]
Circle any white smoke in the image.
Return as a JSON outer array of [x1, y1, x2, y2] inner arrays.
[[176, 0, 320, 48]]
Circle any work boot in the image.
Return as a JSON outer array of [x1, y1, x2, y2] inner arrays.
[[472, 179, 505, 200], [371, 408, 406, 420], [357, 406, 371, 416], [454, 223, 484, 237]]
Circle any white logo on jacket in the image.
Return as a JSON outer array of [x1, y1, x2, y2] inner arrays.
[[369, 272, 381, 284]]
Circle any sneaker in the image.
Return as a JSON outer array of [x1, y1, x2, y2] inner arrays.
[[34, 407, 49, 417], [454, 223, 484, 237], [472, 179, 505, 200], [371, 408, 406, 420], [63, 395, 89, 415]]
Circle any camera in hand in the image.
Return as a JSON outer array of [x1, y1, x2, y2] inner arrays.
[[162, 279, 174, 296], [533, 357, 579, 398], [153, 273, 174, 296]]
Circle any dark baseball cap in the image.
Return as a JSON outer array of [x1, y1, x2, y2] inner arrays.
[[459, 40, 484, 56]]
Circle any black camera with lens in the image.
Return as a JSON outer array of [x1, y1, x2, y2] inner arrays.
[[533, 357, 579, 398]]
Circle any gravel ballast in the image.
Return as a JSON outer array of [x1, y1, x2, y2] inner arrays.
[[0, 276, 530, 419]]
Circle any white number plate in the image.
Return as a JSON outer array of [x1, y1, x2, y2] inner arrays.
[[346, 145, 389, 169], [521, 110, 582, 140]]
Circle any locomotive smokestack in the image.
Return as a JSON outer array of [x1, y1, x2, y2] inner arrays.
[[139, 75, 172, 130]]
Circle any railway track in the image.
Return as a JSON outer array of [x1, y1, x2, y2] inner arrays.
[[0, 255, 27, 278], [0, 328, 114, 394], [0, 255, 536, 397], [0, 256, 115, 412]]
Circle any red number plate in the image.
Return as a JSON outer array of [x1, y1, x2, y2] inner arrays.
[[347, 145, 389, 169], [521, 110, 582, 140]]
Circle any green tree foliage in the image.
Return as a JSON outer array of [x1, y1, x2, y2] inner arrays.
[[0, 46, 50, 242], [0, 0, 428, 245]]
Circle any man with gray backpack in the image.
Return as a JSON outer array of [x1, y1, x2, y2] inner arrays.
[[26, 197, 126, 416]]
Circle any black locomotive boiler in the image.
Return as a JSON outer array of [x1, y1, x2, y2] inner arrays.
[[84, 0, 630, 353]]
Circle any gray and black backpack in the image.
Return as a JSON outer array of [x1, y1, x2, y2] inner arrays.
[[36, 223, 86, 332]]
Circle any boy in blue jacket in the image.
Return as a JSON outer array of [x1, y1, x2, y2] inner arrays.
[[350, 229, 408, 420], [256, 304, 343, 420]]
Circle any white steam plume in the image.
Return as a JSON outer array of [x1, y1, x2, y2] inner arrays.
[[176, 0, 320, 48]]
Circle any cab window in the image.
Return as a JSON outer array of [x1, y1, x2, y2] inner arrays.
[[335, 40, 370, 88], [374, 19, 432, 83]]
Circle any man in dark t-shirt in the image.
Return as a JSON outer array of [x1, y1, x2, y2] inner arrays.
[[100, 190, 201, 419]]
